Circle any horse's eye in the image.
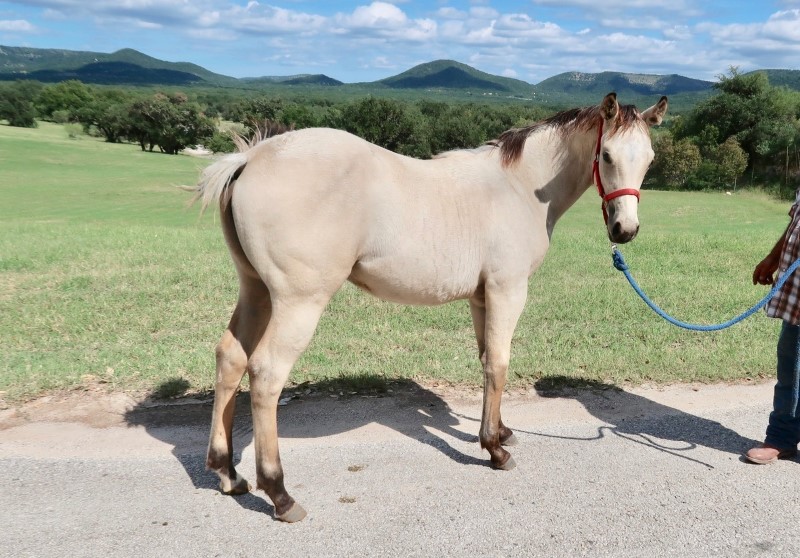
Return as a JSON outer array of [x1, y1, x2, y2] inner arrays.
[[602, 152, 612, 164]]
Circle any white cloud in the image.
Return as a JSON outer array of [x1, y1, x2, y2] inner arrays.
[[435, 7, 467, 20], [224, 3, 325, 35], [532, 0, 695, 12], [0, 19, 35, 31], [600, 16, 670, 30], [332, 2, 437, 42], [342, 2, 408, 28], [663, 25, 691, 40], [762, 9, 800, 41]]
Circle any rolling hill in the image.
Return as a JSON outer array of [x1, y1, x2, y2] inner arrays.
[[240, 74, 343, 86], [2, 45, 800, 109], [532, 71, 714, 105], [377, 59, 533, 97], [751, 69, 800, 90], [0, 45, 239, 86]]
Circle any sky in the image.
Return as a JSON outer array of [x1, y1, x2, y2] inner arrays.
[[0, 1, 799, 85]]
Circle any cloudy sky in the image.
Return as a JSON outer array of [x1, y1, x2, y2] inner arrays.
[[0, 1, 799, 84]]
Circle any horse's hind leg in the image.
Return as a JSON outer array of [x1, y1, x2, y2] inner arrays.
[[248, 295, 333, 522], [470, 294, 518, 450], [206, 280, 271, 494]]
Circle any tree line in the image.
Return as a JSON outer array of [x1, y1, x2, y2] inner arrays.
[[1, 69, 799, 194], [648, 68, 800, 196]]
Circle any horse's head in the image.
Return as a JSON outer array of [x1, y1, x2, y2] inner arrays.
[[595, 92, 668, 244]]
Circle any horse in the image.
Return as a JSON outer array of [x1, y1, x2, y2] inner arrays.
[[191, 92, 668, 522]]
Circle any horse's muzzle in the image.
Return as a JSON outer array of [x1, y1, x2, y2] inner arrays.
[[609, 222, 639, 244]]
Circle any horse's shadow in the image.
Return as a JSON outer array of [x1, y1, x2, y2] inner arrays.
[[124, 375, 759, 514], [530, 376, 759, 468], [123, 377, 483, 514]]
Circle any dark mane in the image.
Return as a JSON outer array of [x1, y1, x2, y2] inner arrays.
[[493, 104, 645, 166]]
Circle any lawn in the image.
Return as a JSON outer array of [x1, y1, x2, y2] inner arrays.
[[0, 122, 789, 402]]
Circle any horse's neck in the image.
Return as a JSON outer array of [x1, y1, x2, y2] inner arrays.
[[518, 127, 596, 234]]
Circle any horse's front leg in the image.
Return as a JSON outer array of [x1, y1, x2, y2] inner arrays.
[[470, 295, 518, 449], [476, 282, 528, 469]]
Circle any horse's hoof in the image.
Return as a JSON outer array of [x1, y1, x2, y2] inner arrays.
[[220, 475, 251, 495], [500, 433, 518, 447], [492, 454, 517, 471], [277, 502, 307, 523]]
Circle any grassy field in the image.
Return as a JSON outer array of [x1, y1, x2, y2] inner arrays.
[[0, 122, 789, 402]]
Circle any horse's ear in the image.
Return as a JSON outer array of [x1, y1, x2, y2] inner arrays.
[[641, 96, 669, 127], [600, 92, 619, 121]]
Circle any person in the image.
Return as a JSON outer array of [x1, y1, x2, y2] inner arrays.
[[747, 189, 800, 464]]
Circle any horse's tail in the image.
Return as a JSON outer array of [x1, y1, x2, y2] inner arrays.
[[190, 125, 290, 213], [190, 149, 249, 213]]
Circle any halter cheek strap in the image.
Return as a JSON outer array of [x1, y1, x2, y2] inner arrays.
[[593, 121, 640, 225]]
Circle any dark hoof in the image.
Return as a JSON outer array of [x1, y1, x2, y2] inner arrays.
[[495, 455, 516, 470], [277, 502, 307, 523], [222, 476, 252, 495], [490, 450, 517, 471], [500, 433, 518, 447]]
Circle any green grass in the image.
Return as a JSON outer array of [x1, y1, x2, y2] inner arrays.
[[0, 122, 788, 402]]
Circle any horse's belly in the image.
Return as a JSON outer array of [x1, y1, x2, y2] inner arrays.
[[348, 259, 478, 305]]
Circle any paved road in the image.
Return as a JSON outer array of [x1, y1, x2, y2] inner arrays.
[[1, 381, 799, 558]]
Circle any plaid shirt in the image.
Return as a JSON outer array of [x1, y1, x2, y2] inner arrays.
[[765, 189, 800, 324]]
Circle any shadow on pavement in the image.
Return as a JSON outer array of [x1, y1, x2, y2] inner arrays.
[[124, 377, 484, 514], [530, 376, 759, 468]]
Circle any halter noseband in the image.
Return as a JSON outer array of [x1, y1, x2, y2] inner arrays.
[[593, 120, 640, 225]]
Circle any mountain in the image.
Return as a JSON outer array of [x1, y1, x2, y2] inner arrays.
[[750, 69, 800, 90], [4, 45, 800, 110], [2, 61, 206, 86], [0, 45, 239, 86], [241, 74, 343, 86], [533, 71, 714, 105], [378, 60, 533, 97]]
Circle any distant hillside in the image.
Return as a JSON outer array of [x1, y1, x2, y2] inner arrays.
[[751, 69, 800, 90], [0, 45, 238, 86], [378, 60, 533, 97], [3, 45, 799, 111], [241, 74, 342, 86], [0, 61, 206, 86], [534, 71, 714, 105]]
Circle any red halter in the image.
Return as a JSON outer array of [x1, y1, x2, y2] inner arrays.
[[592, 121, 641, 225]]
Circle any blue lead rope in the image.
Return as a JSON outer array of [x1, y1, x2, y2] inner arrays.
[[611, 247, 800, 331]]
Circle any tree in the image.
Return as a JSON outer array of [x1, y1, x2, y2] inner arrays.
[[714, 136, 749, 188], [330, 97, 429, 157], [677, 67, 800, 173], [649, 133, 702, 189], [0, 81, 41, 127], [74, 88, 133, 142], [35, 80, 94, 121], [126, 92, 214, 154]]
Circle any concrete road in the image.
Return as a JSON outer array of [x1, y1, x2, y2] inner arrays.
[[1, 381, 799, 558]]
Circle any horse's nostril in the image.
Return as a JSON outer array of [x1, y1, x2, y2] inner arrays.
[[612, 222, 623, 239]]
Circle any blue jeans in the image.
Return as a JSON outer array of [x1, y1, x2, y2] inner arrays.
[[765, 321, 800, 449]]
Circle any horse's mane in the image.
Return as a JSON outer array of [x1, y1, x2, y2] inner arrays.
[[492, 104, 646, 166]]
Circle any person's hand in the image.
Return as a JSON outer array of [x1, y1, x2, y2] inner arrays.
[[753, 253, 780, 285]]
